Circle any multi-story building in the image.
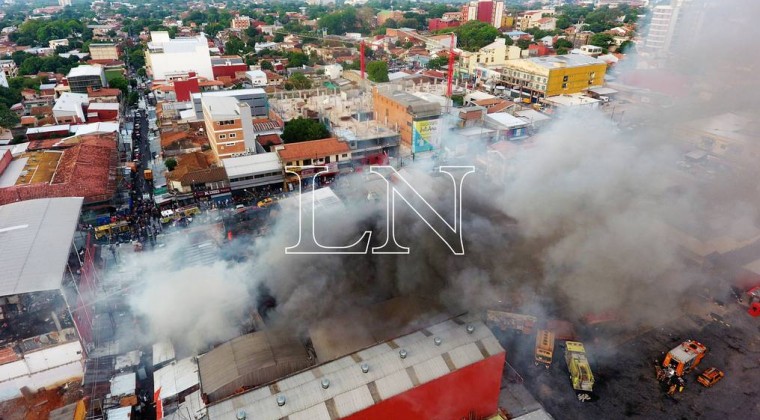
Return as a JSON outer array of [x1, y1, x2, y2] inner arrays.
[[461, 0, 504, 28], [211, 56, 248, 81], [88, 43, 120, 61], [515, 9, 556, 31], [146, 31, 214, 81], [500, 54, 607, 101], [646, 5, 678, 53], [458, 38, 522, 78], [373, 85, 442, 154], [66, 65, 107, 94], [192, 88, 269, 120], [646, 0, 709, 55], [201, 96, 257, 159], [230, 15, 251, 31]]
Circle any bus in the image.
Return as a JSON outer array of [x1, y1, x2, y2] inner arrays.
[[94, 220, 130, 239], [565, 341, 594, 402], [534, 329, 555, 368]]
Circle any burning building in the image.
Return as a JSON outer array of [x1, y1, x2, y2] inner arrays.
[[0, 197, 93, 401]]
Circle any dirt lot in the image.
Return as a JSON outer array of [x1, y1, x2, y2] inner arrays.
[[497, 296, 760, 419]]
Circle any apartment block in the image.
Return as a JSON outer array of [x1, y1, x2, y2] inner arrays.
[[500, 54, 607, 101], [201, 96, 257, 159]]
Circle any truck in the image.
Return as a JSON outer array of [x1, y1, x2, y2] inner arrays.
[[655, 340, 707, 396], [534, 329, 555, 368], [565, 341, 594, 402]]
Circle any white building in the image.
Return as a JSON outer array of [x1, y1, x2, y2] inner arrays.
[[146, 31, 214, 81], [322, 64, 343, 80], [223, 152, 284, 191], [245, 70, 267, 87], [53, 92, 89, 124]]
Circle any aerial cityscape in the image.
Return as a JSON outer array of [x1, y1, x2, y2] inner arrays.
[[0, 0, 758, 419]]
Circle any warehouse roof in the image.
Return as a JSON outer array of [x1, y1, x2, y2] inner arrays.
[[206, 314, 505, 419], [154, 357, 200, 401], [0, 197, 83, 296], [198, 329, 314, 402], [223, 152, 281, 178]]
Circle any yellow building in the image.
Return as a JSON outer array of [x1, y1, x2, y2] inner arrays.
[[458, 38, 522, 77], [500, 54, 607, 101]]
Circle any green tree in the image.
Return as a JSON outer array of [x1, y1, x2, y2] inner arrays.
[[260, 60, 273, 71], [225, 35, 247, 55], [589, 33, 614, 51], [384, 18, 398, 29], [0, 104, 20, 128], [107, 75, 129, 94], [554, 38, 574, 50], [165, 158, 178, 171], [281, 117, 330, 143], [618, 40, 635, 54], [427, 56, 448, 70], [451, 21, 500, 52], [128, 91, 139, 106], [366, 61, 389, 82], [287, 73, 312, 90], [137, 68, 147, 78], [516, 39, 532, 50], [286, 52, 309, 68]]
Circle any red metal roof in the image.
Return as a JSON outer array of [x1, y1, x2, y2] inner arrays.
[[0, 134, 118, 205]]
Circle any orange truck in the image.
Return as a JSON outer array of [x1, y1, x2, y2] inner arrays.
[[656, 339, 707, 395]]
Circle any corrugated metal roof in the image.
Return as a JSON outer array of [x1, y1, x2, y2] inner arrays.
[[0, 197, 83, 296], [154, 357, 200, 401], [105, 406, 132, 420], [109, 372, 136, 397], [207, 314, 504, 419], [198, 329, 314, 402], [152, 340, 175, 366]]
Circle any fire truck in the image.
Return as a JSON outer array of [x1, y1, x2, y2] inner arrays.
[[565, 341, 594, 402], [655, 340, 707, 396], [534, 329, 555, 368]]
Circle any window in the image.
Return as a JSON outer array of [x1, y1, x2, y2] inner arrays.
[[562, 83, 567, 89], [229, 133, 237, 138], [562, 75, 568, 82], [226, 142, 235, 146], [589, 72, 596, 79], [342, 153, 348, 158], [303, 159, 311, 165], [219, 134, 227, 140]]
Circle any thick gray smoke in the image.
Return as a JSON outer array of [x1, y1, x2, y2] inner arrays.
[[126, 0, 760, 352]]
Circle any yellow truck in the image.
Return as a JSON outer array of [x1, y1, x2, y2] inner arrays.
[[534, 329, 555, 368], [565, 341, 594, 402]]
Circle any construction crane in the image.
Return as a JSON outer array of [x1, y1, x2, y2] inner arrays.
[[268, 29, 458, 97]]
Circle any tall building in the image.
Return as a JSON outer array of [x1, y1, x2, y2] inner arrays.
[[146, 31, 214, 81], [461, 0, 504, 28], [645, 0, 709, 55], [201, 96, 257, 159], [231, 15, 251, 31], [59, 0, 72, 6]]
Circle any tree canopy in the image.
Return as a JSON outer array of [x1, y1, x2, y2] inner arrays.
[[366, 61, 389, 83], [285, 73, 312, 91], [281, 117, 330, 144], [450, 21, 500, 52]]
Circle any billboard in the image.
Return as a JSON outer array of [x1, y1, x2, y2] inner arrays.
[[412, 119, 440, 154]]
